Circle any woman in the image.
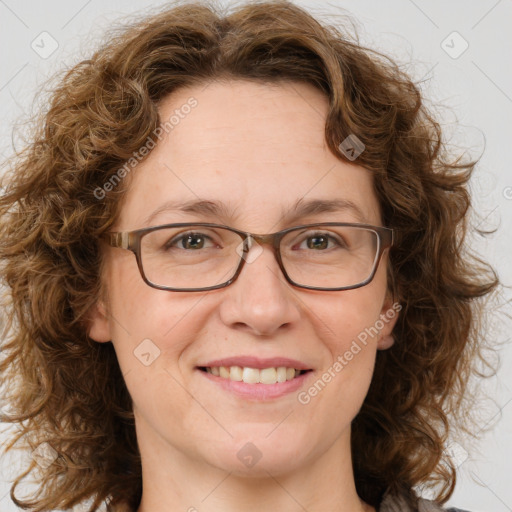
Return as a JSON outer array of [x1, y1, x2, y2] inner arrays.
[[0, 1, 499, 511]]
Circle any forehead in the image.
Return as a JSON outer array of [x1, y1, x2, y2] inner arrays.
[[115, 79, 381, 230]]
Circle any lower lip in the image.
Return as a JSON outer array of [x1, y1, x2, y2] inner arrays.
[[197, 369, 313, 400]]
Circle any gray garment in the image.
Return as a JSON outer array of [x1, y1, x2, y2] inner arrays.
[[380, 491, 470, 512]]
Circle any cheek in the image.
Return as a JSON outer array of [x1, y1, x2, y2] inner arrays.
[[305, 281, 387, 402], [105, 260, 207, 374], [332, 263, 390, 350], [303, 307, 379, 428], [317, 286, 386, 354], [103, 263, 215, 452]]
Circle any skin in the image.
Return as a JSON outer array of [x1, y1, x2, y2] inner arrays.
[[88, 79, 398, 512]]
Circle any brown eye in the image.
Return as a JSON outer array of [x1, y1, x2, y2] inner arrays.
[[292, 231, 345, 251], [180, 234, 206, 250], [165, 233, 213, 250], [306, 235, 329, 250]]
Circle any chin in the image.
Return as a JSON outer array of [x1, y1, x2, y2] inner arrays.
[[204, 430, 313, 477]]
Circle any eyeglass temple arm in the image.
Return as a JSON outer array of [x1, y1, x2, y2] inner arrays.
[[384, 228, 393, 249], [101, 232, 132, 250]]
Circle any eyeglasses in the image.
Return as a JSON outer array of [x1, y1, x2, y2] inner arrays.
[[101, 222, 393, 292]]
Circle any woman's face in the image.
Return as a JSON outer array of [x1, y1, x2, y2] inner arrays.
[[89, 79, 397, 478]]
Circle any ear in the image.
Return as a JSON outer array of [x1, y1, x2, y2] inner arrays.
[[87, 297, 111, 343], [376, 292, 400, 351]]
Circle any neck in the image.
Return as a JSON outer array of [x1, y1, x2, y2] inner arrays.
[[134, 413, 374, 512]]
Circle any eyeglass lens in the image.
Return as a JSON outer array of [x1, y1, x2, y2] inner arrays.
[[139, 225, 380, 290]]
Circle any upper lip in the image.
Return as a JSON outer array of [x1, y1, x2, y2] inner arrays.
[[197, 356, 312, 370]]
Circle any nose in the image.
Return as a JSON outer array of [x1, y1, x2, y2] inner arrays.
[[218, 242, 301, 337]]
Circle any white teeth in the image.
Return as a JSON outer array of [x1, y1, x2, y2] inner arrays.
[[242, 367, 260, 384], [259, 367, 277, 384], [205, 365, 306, 384], [276, 367, 287, 383], [229, 365, 243, 381]]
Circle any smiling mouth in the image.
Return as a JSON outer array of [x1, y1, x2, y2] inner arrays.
[[197, 366, 312, 385]]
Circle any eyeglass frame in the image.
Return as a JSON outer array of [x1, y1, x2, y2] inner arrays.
[[101, 222, 394, 292]]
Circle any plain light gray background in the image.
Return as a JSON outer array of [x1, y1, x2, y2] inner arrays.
[[0, 1, 511, 511]]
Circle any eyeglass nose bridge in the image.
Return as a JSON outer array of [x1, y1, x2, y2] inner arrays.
[[242, 232, 282, 251], [233, 231, 289, 287]]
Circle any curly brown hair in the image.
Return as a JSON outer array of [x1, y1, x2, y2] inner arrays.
[[0, 1, 499, 511]]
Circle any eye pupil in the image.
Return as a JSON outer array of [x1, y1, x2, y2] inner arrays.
[[308, 236, 328, 250], [183, 235, 204, 249]]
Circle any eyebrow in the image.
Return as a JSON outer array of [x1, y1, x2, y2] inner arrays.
[[142, 197, 368, 227], [284, 197, 368, 224]]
